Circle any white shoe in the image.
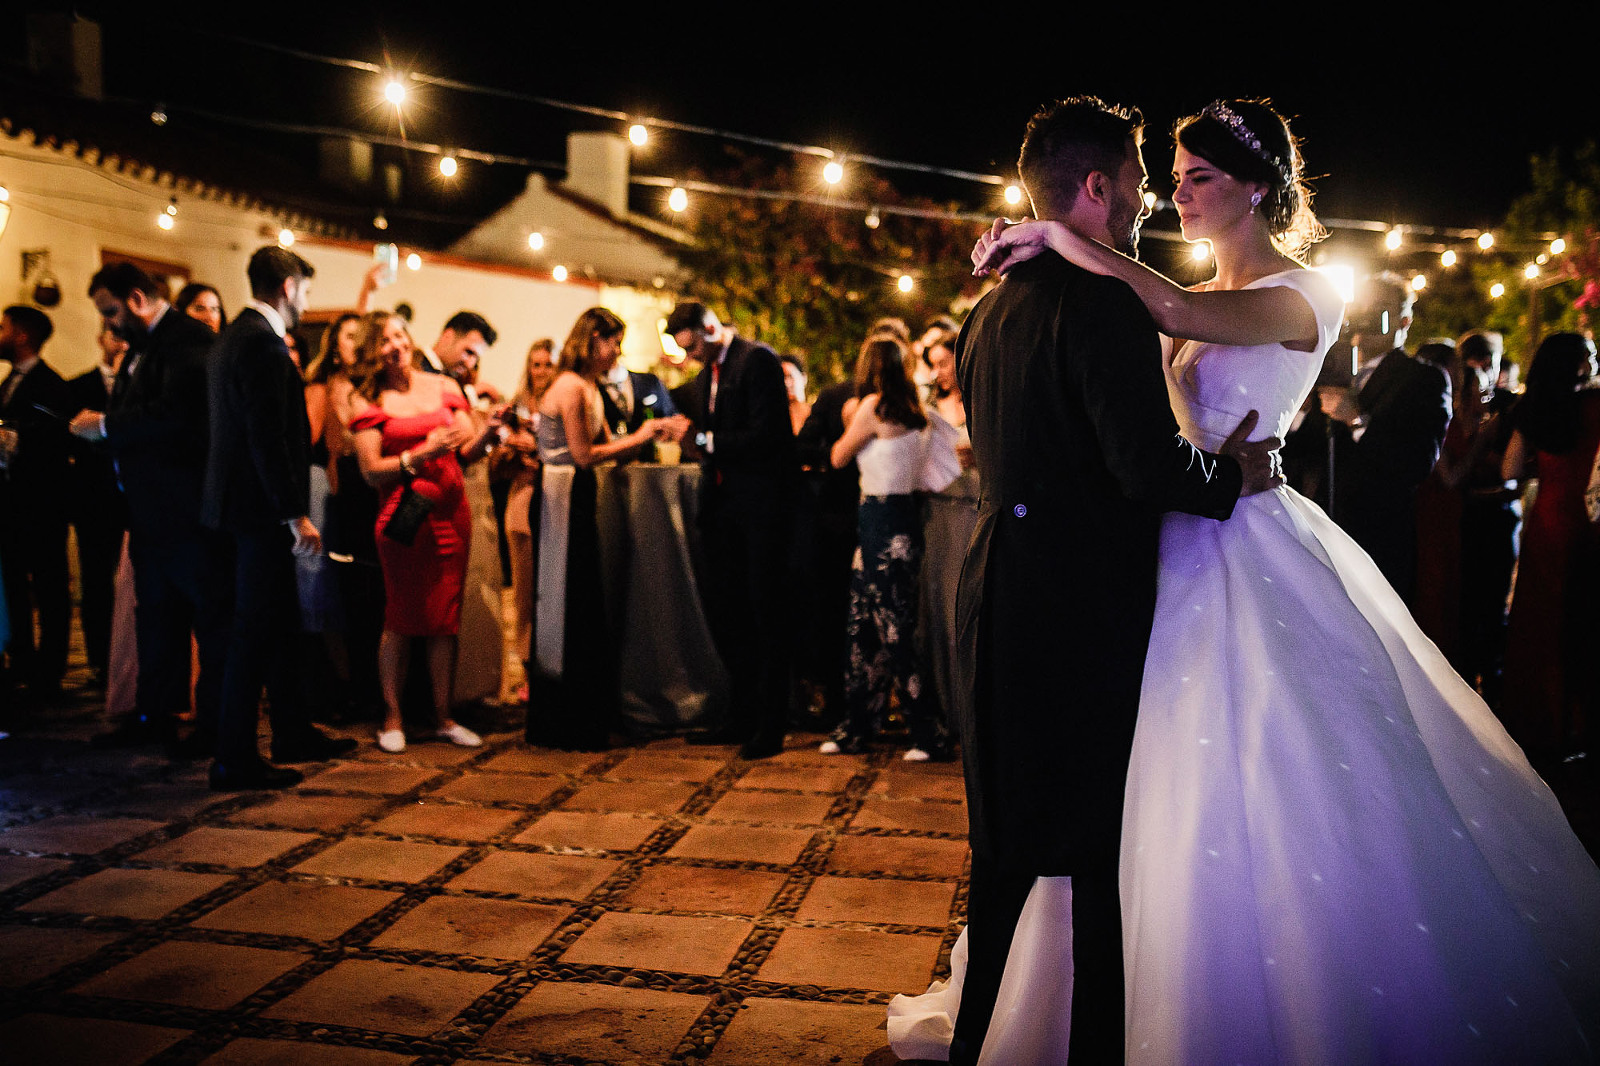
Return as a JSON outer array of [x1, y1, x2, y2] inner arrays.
[[376, 729, 406, 753], [902, 747, 931, 762], [818, 740, 841, 754], [437, 723, 481, 747]]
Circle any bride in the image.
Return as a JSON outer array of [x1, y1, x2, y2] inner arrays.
[[889, 99, 1600, 1064]]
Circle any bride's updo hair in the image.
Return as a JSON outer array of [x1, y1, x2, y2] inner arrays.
[[1175, 99, 1325, 259]]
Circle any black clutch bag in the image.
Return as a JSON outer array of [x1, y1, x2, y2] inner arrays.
[[383, 483, 435, 546]]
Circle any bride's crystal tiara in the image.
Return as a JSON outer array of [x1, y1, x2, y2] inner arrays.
[[1202, 100, 1288, 175]]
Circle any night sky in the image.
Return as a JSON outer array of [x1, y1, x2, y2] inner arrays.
[[63, 5, 1600, 239]]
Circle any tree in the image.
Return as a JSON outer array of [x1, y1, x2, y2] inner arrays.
[[671, 154, 990, 384], [1500, 141, 1600, 361]]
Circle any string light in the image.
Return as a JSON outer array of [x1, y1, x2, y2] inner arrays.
[[156, 212, 174, 230], [1142, 191, 1157, 211], [406, 252, 422, 271], [1004, 185, 1023, 206], [552, 265, 568, 282], [897, 274, 914, 293], [668, 187, 687, 212], [1411, 273, 1427, 291], [864, 208, 880, 229], [165, 198, 178, 216], [439, 155, 458, 177], [373, 211, 388, 230], [822, 160, 844, 186], [1440, 250, 1456, 267], [1385, 228, 1403, 251], [383, 78, 407, 106], [1524, 263, 1540, 279], [277, 228, 295, 247], [628, 124, 648, 146], [527, 231, 544, 251], [1551, 238, 1566, 255], [1190, 240, 1212, 262], [1477, 232, 1495, 250], [1490, 282, 1506, 298]]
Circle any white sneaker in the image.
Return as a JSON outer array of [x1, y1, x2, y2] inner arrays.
[[437, 723, 481, 747], [902, 747, 931, 762], [818, 739, 841, 754], [376, 729, 406, 753]]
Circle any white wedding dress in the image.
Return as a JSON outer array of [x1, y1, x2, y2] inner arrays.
[[887, 269, 1600, 1064]]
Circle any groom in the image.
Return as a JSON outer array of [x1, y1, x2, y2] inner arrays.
[[950, 97, 1280, 1064]]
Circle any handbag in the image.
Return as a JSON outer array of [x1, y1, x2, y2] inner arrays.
[[383, 481, 435, 546]]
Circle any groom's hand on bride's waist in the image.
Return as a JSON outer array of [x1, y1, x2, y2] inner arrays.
[[1220, 409, 1284, 497]]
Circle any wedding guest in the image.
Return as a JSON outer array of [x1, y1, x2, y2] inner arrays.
[[65, 326, 129, 685], [1500, 332, 1600, 757], [0, 305, 72, 704], [418, 310, 500, 403], [492, 338, 555, 696], [528, 309, 673, 750], [174, 282, 226, 333], [917, 325, 978, 734], [349, 312, 500, 753], [780, 354, 810, 434], [820, 334, 954, 760]]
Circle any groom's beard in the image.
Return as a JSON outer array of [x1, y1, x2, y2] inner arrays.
[[1111, 204, 1142, 258]]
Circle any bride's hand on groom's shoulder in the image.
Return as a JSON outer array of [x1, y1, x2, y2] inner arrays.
[[972, 218, 1053, 277], [1220, 410, 1284, 496]]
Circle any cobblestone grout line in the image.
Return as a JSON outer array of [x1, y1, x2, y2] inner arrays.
[[3, 733, 971, 1064]]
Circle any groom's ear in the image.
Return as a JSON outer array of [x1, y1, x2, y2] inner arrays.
[[1082, 169, 1111, 208]]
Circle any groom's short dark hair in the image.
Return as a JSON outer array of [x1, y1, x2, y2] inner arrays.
[[1019, 96, 1143, 214]]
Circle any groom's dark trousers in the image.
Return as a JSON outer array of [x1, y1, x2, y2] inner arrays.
[[950, 254, 1243, 1064]]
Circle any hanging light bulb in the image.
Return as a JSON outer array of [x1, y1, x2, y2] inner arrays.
[[628, 124, 648, 146], [1004, 184, 1023, 206], [1410, 273, 1427, 291], [552, 265, 568, 282], [439, 155, 458, 178], [156, 212, 174, 231], [1550, 238, 1567, 255], [1477, 232, 1495, 250], [897, 274, 914, 293], [1190, 240, 1212, 262], [1385, 228, 1403, 251], [1440, 249, 1456, 267], [1524, 263, 1540, 279], [1489, 282, 1506, 299], [864, 208, 880, 229], [527, 231, 545, 251], [406, 252, 422, 271], [373, 211, 388, 231], [668, 187, 687, 212], [165, 197, 178, 217], [383, 77, 407, 105], [277, 228, 295, 248], [822, 160, 844, 186]]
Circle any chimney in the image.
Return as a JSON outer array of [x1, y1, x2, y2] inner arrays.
[[562, 131, 629, 218], [26, 13, 102, 99]]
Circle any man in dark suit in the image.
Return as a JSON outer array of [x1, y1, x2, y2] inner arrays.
[[0, 306, 73, 704], [951, 97, 1279, 1064], [202, 246, 355, 790], [599, 362, 677, 437], [667, 301, 796, 759], [75, 263, 226, 751], [1323, 274, 1450, 603], [65, 326, 129, 685]]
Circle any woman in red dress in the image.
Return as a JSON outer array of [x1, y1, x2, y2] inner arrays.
[[349, 312, 502, 753], [1501, 332, 1600, 757]]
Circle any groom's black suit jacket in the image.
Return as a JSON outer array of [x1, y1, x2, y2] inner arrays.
[[954, 254, 1244, 876]]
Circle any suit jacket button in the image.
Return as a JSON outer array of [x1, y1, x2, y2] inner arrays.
[[1013, 504, 1027, 518]]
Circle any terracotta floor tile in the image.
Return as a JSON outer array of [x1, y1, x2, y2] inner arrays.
[[134, 827, 318, 867], [72, 941, 309, 1008], [190, 881, 400, 940], [448, 850, 621, 899], [260, 958, 502, 1036], [0, 853, 70, 890], [351, 742, 480, 767], [850, 796, 967, 834], [706, 998, 892, 1066], [199, 1037, 417, 1065], [0, 774, 110, 810], [562, 779, 698, 814], [0, 926, 122, 988], [758, 926, 943, 992], [367, 896, 569, 958], [734, 763, 861, 793], [368, 802, 523, 842], [826, 835, 969, 878], [291, 838, 466, 883], [427, 772, 561, 806], [617, 865, 787, 915], [0, 814, 167, 855], [19, 867, 233, 919], [666, 824, 816, 865], [481, 747, 608, 775], [560, 912, 752, 975], [793, 875, 957, 927], [512, 811, 663, 852], [704, 790, 836, 825], [605, 753, 725, 782], [869, 770, 968, 802], [0, 1013, 189, 1066], [97, 782, 231, 821], [482, 982, 709, 1062], [300, 763, 440, 794], [226, 794, 389, 831]]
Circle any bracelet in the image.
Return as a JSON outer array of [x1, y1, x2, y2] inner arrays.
[[399, 450, 416, 476]]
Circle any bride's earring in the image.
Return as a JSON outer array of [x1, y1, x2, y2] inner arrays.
[[1250, 191, 1263, 214]]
